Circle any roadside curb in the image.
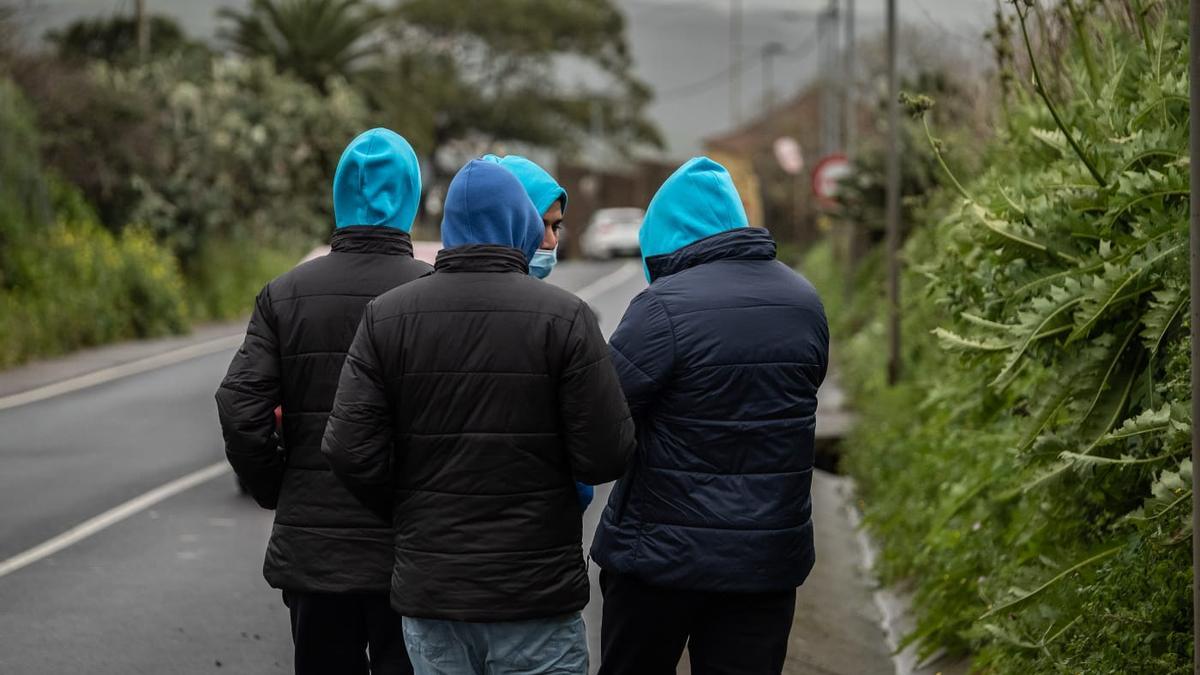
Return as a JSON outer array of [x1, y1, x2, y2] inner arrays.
[[0, 321, 245, 403], [805, 370, 970, 675], [842, 477, 971, 675]]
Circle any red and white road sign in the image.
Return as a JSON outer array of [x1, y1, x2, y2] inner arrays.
[[811, 154, 852, 208]]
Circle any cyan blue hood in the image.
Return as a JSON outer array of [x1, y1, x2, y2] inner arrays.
[[440, 159, 544, 262], [333, 128, 421, 231], [481, 154, 567, 216], [640, 156, 749, 279]]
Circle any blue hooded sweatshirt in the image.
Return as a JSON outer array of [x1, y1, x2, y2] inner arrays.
[[332, 128, 422, 231], [440, 159, 544, 262], [481, 154, 568, 216], [639, 156, 749, 281]]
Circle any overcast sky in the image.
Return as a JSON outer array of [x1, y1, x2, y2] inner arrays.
[[12, 0, 996, 158]]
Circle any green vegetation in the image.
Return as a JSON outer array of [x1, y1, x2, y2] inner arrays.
[[218, 0, 384, 92], [387, 0, 661, 157], [216, 0, 660, 160], [1, 47, 360, 366], [0, 0, 656, 368], [46, 13, 210, 65], [105, 57, 368, 272], [0, 79, 186, 368], [812, 1, 1192, 672]]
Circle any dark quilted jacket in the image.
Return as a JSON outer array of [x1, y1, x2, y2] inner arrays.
[[321, 245, 635, 621], [590, 227, 829, 593], [215, 226, 431, 593]]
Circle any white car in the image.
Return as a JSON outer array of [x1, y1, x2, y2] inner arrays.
[[580, 208, 644, 259]]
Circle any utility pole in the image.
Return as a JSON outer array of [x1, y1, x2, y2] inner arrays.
[[1188, 0, 1199, 669], [135, 0, 149, 63], [884, 0, 901, 385], [589, 97, 606, 218], [817, 8, 827, 153], [590, 99, 604, 144], [843, 0, 856, 156], [823, 1, 842, 155], [817, 3, 840, 156], [842, 0, 858, 303], [730, 0, 743, 125], [761, 42, 785, 111]]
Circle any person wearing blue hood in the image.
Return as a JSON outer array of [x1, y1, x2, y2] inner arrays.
[[322, 159, 635, 675], [480, 154, 567, 280], [217, 128, 431, 675], [589, 157, 830, 675], [482, 153, 596, 513]]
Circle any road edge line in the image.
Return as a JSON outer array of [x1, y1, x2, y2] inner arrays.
[[574, 261, 642, 303], [0, 333, 244, 412], [0, 461, 231, 579]]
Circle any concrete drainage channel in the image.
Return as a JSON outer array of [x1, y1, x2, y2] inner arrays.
[[841, 478, 971, 675], [816, 375, 970, 675]]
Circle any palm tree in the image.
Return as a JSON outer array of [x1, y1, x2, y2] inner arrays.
[[218, 0, 384, 92]]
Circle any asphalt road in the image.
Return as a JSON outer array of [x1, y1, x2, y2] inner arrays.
[[0, 258, 646, 674]]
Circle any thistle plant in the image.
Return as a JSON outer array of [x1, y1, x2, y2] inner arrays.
[[838, 1, 1193, 671]]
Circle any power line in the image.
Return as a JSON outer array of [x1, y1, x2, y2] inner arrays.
[[656, 28, 819, 102], [910, 0, 985, 46]]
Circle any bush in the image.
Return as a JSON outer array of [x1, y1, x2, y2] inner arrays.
[[184, 237, 300, 322], [824, 2, 1192, 672], [8, 53, 163, 231], [0, 193, 188, 369], [0, 78, 187, 368], [0, 77, 49, 257], [1, 25, 371, 367], [102, 56, 368, 271]]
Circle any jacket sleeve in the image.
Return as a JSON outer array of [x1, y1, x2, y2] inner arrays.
[[215, 286, 285, 509], [321, 303, 395, 521], [608, 289, 676, 419], [559, 301, 636, 485]]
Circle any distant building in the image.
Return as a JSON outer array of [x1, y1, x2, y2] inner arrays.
[[703, 84, 869, 247]]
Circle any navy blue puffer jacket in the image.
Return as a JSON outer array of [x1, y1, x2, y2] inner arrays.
[[590, 161, 828, 593]]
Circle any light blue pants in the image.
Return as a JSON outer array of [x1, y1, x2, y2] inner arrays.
[[402, 612, 587, 675]]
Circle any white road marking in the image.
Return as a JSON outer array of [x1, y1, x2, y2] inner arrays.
[[0, 461, 230, 579], [574, 261, 643, 303], [0, 333, 244, 412]]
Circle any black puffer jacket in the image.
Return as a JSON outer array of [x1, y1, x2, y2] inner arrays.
[[216, 226, 431, 593], [321, 245, 635, 621]]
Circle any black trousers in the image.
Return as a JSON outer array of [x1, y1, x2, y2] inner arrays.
[[597, 569, 796, 675], [283, 590, 413, 675]]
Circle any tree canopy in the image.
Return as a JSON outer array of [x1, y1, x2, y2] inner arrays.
[[218, 0, 385, 93], [46, 14, 209, 65], [216, 0, 661, 161], [388, 0, 661, 157]]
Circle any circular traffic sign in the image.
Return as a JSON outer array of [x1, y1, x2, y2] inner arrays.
[[811, 153, 852, 207]]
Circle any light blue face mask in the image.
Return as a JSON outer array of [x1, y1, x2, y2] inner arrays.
[[529, 247, 558, 279]]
